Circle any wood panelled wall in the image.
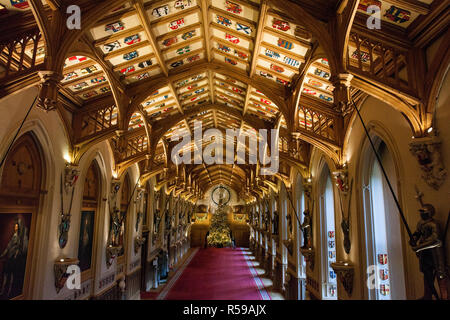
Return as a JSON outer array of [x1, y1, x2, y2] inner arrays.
[[190, 223, 250, 248], [190, 225, 210, 247]]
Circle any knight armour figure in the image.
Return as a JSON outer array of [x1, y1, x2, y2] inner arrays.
[[301, 209, 312, 249], [286, 212, 293, 237], [411, 204, 448, 300], [272, 211, 279, 235]]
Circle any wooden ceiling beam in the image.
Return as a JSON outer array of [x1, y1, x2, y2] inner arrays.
[[134, 0, 169, 76], [200, 0, 212, 63]]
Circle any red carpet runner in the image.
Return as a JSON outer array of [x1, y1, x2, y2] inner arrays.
[[157, 248, 271, 300]]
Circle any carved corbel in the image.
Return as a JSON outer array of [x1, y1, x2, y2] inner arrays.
[[37, 71, 63, 112], [54, 258, 79, 293], [289, 133, 301, 158], [134, 236, 145, 254], [331, 262, 354, 297], [282, 238, 294, 256], [106, 245, 122, 268], [409, 136, 447, 190], [300, 247, 315, 271], [331, 73, 353, 115], [113, 130, 127, 162]]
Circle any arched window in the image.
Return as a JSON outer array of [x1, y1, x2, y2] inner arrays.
[[280, 183, 288, 264], [78, 160, 100, 275], [362, 139, 406, 300], [319, 164, 337, 299], [0, 132, 43, 300], [295, 176, 306, 278]]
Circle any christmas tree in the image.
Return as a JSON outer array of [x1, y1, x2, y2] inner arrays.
[[207, 199, 232, 248]]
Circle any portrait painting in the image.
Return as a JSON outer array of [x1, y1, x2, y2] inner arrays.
[[118, 211, 127, 257], [0, 213, 32, 300], [78, 211, 95, 272]]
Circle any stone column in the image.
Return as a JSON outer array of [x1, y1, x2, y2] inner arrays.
[[285, 274, 306, 300], [273, 259, 287, 293], [264, 251, 272, 276], [250, 237, 255, 251], [269, 253, 276, 279], [255, 241, 261, 260], [266, 248, 272, 275], [260, 246, 266, 266], [118, 277, 126, 300], [152, 258, 159, 289]]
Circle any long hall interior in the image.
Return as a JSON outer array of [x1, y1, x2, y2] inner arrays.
[[0, 0, 449, 301]]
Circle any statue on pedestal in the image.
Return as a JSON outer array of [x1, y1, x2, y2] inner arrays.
[[272, 211, 279, 235], [301, 209, 312, 249], [286, 212, 293, 237]]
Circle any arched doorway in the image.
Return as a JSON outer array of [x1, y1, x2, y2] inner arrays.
[[0, 132, 43, 300], [319, 162, 337, 300], [361, 137, 406, 300]]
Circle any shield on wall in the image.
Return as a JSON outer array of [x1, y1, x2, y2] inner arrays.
[[105, 21, 124, 34], [124, 34, 141, 45], [272, 19, 290, 31], [225, 0, 242, 14], [10, 0, 29, 9]]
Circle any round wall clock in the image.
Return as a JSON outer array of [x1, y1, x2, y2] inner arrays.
[[211, 186, 231, 206]]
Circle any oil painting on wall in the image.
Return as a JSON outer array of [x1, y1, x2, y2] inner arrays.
[[78, 211, 95, 272], [0, 213, 32, 300]]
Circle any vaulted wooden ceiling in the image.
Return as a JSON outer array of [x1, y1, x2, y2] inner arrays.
[[0, 0, 443, 202]]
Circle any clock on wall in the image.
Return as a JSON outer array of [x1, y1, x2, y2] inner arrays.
[[211, 185, 231, 206]]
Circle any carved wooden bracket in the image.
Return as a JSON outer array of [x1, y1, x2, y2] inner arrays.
[[54, 258, 79, 293], [37, 71, 63, 112], [331, 73, 353, 115], [134, 236, 145, 254], [300, 247, 315, 271], [409, 136, 447, 190], [283, 238, 294, 256], [106, 245, 122, 268], [331, 261, 354, 297]]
